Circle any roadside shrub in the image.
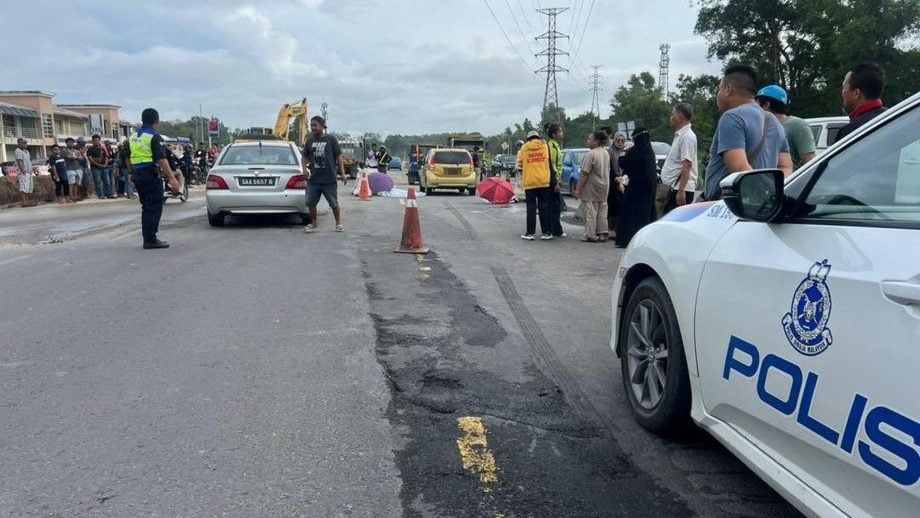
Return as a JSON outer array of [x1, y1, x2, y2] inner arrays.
[[1, 175, 57, 205]]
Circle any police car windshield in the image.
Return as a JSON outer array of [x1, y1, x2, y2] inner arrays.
[[220, 145, 298, 166], [801, 104, 920, 224]]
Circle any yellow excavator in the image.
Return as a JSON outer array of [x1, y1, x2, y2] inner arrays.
[[273, 98, 308, 144]]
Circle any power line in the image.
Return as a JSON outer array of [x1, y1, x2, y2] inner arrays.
[[569, 0, 596, 68], [504, 0, 536, 55], [482, 0, 532, 70], [568, 0, 583, 42], [535, 7, 570, 118], [515, 0, 536, 33]]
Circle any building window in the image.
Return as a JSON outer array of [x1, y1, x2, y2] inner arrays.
[[42, 114, 53, 138]]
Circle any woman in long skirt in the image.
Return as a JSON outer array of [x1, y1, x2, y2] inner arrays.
[[615, 128, 658, 248]]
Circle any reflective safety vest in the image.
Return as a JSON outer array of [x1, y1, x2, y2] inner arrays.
[[129, 126, 159, 167]]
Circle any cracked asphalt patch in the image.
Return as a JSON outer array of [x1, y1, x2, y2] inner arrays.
[[361, 244, 694, 517]]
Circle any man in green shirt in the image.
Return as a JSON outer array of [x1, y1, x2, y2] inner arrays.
[[756, 85, 816, 169]]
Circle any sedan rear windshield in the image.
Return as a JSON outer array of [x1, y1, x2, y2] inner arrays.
[[433, 151, 471, 164], [220, 146, 298, 166]]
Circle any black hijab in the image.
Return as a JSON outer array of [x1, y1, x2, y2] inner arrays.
[[619, 127, 656, 180]]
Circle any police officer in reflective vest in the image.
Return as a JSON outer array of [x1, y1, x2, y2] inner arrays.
[[126, 108, 180, 249]]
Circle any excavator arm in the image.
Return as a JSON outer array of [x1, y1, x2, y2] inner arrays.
[[273, 98, 308, 143]]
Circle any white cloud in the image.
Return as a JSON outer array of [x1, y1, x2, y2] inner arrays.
[[2, 0, 721, 136], [220, 6, 327, 80]]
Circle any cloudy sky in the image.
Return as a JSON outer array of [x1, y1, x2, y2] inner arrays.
[[6, 0, 721, 136]]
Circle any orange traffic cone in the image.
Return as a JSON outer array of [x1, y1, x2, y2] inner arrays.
[[394, 187, 429, 254], [359, 172, 372, 201]]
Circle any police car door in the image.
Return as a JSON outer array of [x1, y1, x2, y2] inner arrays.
[[695, 102, 920, 515]]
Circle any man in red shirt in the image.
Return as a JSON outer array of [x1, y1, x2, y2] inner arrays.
[[837, 62, 887, 141], [208, 143, 220, 168]]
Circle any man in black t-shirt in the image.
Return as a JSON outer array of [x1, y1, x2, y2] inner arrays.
[[302, 115, 347, 233]]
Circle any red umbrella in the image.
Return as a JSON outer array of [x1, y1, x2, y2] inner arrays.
[[478, 177, 515, 204]]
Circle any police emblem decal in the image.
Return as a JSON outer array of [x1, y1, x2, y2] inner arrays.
[[782, 260, 833, 356]]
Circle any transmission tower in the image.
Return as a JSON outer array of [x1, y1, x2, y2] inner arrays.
[[658, 43, 671, 100], [589, 65, 603, 128], [535, 7, 569, 121]]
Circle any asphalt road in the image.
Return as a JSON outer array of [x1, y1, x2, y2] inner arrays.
[[0, 174, 803, 517]]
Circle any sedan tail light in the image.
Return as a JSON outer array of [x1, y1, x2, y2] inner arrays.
[[206, 174, 229, 190], [286, 175, 308, 190]]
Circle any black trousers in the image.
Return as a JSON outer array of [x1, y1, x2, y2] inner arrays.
[[135, 169, 164, 244], [548, 191, 565, 236], [663, 189, 696, 215], [54, 178, 69, 197], [525, 187, 551, 236]]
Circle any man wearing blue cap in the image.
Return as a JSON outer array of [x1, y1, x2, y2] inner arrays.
[[756, 85, 816, 169]]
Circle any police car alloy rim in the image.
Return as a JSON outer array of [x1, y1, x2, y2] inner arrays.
[[625, 299, 669, 410]]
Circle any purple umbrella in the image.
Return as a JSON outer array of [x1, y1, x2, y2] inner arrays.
[[367, 172, 394, 194]]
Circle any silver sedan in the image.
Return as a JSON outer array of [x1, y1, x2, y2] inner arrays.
[[205, 139, 308, 226]]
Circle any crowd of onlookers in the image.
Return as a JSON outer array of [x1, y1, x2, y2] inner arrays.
[[7, 136, 222, 208], [515, 60, 889, 247]]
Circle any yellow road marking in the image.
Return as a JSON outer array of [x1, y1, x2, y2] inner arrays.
[[456, 416, 499, 485]]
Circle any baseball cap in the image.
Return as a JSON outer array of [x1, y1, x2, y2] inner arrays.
[[525, 130, 540, 139], [756, 84, 788, 105], [77, 136, 86, 143]]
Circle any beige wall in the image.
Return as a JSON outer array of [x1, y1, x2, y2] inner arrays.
[[0, 94, 54, 115], [58, 106, 120, 139]]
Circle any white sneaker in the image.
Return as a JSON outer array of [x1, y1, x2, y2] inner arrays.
[[521, 234, 535, 240], [303, 224, 316, 233], [335, 224, 345, 232], [540, 234, 554, 240]]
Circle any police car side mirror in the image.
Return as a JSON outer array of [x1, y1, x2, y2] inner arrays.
[[721, 169, 785, 222]]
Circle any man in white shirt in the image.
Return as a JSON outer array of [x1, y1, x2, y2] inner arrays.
[[14, 138, 35, 207], [659, 103, 698, 214]]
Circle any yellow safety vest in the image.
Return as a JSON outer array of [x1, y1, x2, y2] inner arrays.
[[129, 127, 157, 166]]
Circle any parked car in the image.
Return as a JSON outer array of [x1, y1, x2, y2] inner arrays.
[[205, 140, 308, 227], [610, 91, 920, 517], [805, 116, 850, 155], [420, 148, 476, 195], [651, 141, 671, 174], [560, 148, 589, 195], [388, 157, 402, 171], [31, 158, 51, 176], [490, 154, 517, 176]]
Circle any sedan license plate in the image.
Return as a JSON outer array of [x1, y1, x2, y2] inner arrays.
[[238, 177, 276, 187], [444, 167, 461, 175]]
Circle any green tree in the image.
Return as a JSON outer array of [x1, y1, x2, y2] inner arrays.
[[609, 72, 672, 141], [670, 74, 721, 160], [695, 0, 920, 116]]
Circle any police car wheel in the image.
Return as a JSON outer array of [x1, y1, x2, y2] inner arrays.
[[620, 277, 691, 435]]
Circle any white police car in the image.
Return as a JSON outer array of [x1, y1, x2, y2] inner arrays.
[[611, 91, 920, 518]]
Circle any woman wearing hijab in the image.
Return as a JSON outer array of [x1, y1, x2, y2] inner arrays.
[[615, 127, 658, 248], [606, 131, 628, 238]]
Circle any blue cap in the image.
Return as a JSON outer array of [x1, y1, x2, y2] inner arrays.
[[756, 85, 788, 105]]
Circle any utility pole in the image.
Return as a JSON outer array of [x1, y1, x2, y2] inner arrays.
[[589, 65, 603, 130], [199, 103, 204, 144], [535, 7, 569, 122], [658, 43, 671, 101]]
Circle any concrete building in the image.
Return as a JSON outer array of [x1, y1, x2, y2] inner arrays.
[[0, 92, 124, 164], [56, 104, 126, 141]]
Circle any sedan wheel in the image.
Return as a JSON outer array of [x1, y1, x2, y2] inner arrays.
[[620, 277, 690, 435]]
